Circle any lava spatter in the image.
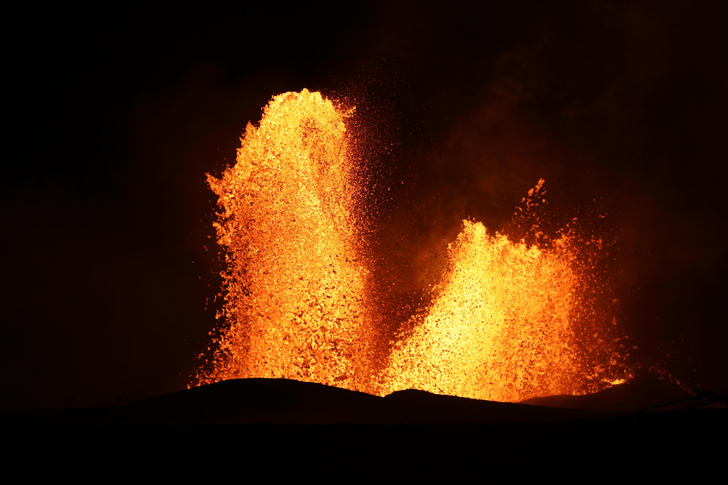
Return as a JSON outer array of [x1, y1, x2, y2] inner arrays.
[[381, 180, 630, 402], [196, 90, 376, 393], [194, 90, 631, 402]]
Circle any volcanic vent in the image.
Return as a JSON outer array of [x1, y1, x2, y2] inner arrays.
[[194, 89, 631, 401]]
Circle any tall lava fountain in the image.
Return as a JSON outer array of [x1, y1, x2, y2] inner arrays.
[[197, 90, 375, 392], [195, 89, 630, 401]]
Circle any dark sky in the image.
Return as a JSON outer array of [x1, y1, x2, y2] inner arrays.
[[3, 1, 727, 410]]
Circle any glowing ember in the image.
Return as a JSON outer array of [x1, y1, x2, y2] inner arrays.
[[196, 89, 375, 392], [195, 89, 630, 402]]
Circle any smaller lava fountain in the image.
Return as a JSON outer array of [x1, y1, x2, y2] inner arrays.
[[195, 89, 631, 402], [382, 214, 626, 402]]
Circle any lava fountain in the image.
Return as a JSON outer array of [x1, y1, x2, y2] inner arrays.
[[196, 89, 375, 392], [195, 89, 631, 401], [382, 217, 627, 402], [380, 180, 630, 402]]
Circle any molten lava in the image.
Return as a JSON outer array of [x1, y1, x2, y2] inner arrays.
[[197, 90, 375, 392], [380, 180, 629, 401], [195, 89, 630, 402], [382, 219, 620, 402]]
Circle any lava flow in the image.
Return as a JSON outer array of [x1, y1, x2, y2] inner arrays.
[[195, 89, 631, 401]]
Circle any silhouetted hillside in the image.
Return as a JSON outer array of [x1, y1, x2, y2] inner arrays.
[[2, 378, 725, 481]]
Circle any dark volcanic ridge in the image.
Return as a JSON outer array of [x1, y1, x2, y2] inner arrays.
[[3, 371, 723, 426], [4, 377, 726, 482]]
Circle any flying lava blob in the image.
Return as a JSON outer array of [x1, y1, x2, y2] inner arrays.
[[195, 89, 631, 402], [196, 89, 376, 392]]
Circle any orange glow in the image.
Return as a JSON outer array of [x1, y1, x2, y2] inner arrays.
[[194, 89, 631, 402], [380, 179, 630, 401], [381, 217, 626, 402], [196, 89, 375, 392]]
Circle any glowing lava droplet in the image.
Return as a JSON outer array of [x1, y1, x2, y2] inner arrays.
[[196, 90, 374, 392]]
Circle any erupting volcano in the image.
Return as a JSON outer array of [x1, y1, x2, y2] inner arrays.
[[195, 89, 630, 401]]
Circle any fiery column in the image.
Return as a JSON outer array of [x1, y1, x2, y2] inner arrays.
[[197, 90, 374, 392]]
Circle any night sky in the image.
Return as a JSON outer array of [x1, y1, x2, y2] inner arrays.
[[3, 1, 727, 410]]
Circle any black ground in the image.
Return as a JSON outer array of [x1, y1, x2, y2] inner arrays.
[[3, 377, 726, 482]]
